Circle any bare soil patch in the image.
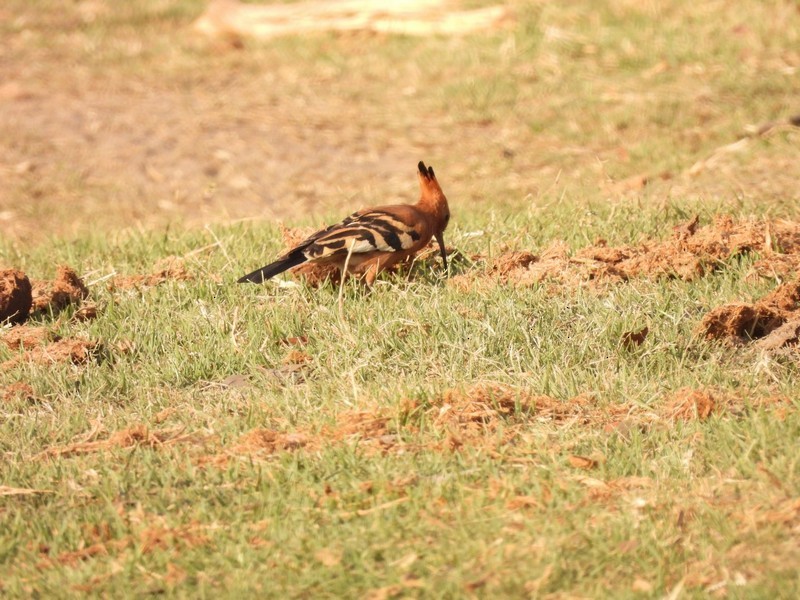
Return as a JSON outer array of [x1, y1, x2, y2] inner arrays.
[[0, 267, 100, 370]]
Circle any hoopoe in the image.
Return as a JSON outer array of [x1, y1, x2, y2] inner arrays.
[[238, 161, 451, 285]]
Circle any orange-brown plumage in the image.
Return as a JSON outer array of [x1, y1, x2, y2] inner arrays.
[[238, 161, 451, 285]]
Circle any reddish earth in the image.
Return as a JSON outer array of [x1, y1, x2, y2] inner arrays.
[[0, 269, 32, 324], [31, 266, 89, 313], [1, 325, 57, 351], [1, 338, 101, 370], [37, 383, 791, 467], [453, 216, 800, 289], [0, 265, 89, 325], [700, 281, 800, 345]]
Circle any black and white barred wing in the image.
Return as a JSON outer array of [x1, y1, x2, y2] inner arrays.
[[303, 210, 422, 259]]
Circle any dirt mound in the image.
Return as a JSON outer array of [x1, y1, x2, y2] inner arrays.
[[205, 410, 397, 466], [700, 303, 783, 342], [423, 385, 604, 451], [0, 269, 32, 324], [477, 217, 800, 289], [111, 256, 193, 289], [31, 266, 89, 313], [431, 385, 541, 425], [700, 281, 800, 345], [1, 266, 90, 324]]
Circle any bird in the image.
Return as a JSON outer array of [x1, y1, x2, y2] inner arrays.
[[238, 161, 451, 285]]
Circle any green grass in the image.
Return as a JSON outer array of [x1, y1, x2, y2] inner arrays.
[[3, 199, 800, 597], [2, 0, 800, 596]]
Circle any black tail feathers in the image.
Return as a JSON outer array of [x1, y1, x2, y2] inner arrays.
[[237, 252, 308, 283]]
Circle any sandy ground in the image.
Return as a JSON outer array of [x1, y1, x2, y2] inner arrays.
[[1, 1, 798, 245]]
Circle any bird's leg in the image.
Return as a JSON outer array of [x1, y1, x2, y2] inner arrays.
[[363, 262, 380, 287]]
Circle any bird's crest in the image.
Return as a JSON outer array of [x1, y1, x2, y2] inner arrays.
[[418, 161, 435, 180], [417, 160, 445, 207]]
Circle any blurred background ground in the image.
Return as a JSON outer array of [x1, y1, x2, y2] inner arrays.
[[1, 0, 798, 245]]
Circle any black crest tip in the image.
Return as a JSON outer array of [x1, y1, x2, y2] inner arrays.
[[418, 161, 435, 179]]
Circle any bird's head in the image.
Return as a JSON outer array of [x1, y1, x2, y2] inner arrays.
[[417, 161, 450, 271]]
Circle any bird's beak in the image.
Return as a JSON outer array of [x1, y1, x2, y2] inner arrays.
[[435, 232, 447, 273]]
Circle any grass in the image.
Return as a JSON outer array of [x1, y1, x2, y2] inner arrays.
[[4, 202, 800, 597], [2, 0, 800, 597]]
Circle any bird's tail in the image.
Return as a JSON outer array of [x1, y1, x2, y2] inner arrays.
[[237, 251, 307, 283]]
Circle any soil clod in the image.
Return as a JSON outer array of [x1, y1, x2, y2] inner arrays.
[[0, 269, 33, 324]]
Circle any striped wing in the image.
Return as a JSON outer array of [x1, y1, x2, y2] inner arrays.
[[302, 210, 423, 260]]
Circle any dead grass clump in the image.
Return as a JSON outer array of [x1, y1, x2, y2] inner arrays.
[[207, 411, 395, 466], [435, 384, 531, 421], [758, 281, 800, 313], [700, 281, 800, 344], [31, 266, 89, 313], [663, 388, 791, 421], [323, 411, 393, 443], [233, 429, 310, 454], [138, 521, 211, 554], [425, 384, 594, 439], [49, 541, 129, 568], [111, 256, 193, 289], [0, 269, 32, 324], [40, 425, 198, 458], [665, 388, 720, 421], [40, 517, 209, 571]]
